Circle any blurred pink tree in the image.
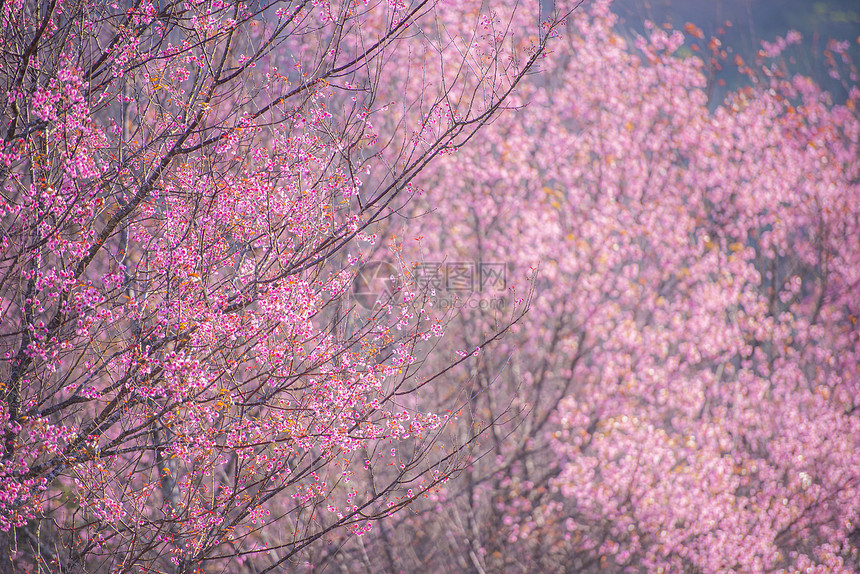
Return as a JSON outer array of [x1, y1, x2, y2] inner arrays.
[[328, 1, 860, 572]]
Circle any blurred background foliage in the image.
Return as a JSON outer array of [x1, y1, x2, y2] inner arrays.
[[610, 0, 859, 102]]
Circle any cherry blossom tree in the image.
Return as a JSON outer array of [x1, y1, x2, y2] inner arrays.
[[0, 0, 567, 571], [324, 1, 860, 572]]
